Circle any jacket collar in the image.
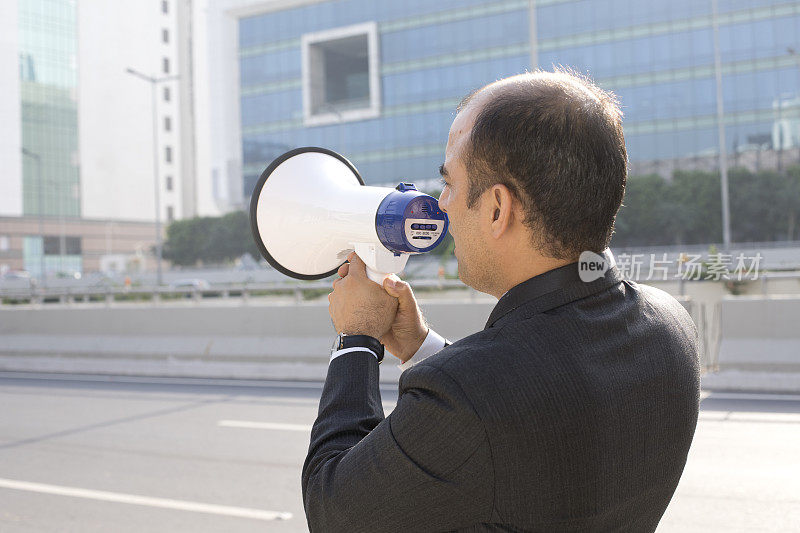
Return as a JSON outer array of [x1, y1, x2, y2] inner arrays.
[[485, 249, 622, 329]]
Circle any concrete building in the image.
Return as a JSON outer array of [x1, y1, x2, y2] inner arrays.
[[0, 0, 216, 277]]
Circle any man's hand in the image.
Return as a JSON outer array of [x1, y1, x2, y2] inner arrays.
[[380, 276, 428, 363], [328, 253, 398, 339]]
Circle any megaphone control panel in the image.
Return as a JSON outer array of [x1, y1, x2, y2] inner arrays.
[[407, 221, 444, 242], [376, 184, 449, 254]]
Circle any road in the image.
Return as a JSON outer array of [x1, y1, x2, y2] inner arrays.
[[0, 372, 798, 532]]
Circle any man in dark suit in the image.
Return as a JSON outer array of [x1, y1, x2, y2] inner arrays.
[[302, 70, 700, 532]]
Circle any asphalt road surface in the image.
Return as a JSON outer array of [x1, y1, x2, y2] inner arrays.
[[1, 372, 798, 532]]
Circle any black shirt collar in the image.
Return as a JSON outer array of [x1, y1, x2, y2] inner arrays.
[[485, 249, 621, 329]]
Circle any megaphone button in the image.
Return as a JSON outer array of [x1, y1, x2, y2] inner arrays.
[[395, 183, 417, 192]]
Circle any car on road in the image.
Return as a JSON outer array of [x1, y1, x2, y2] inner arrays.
[[169, 278, 211, 291], [2, 270, 32, 281]]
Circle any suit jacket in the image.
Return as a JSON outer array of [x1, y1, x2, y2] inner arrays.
[[302, 259, 700, 532]]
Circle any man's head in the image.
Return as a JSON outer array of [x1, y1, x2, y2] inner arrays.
[[438, 70, 627, 296]]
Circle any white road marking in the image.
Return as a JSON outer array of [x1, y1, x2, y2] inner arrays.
[[703, 391, 800, 402], [218, 420, 312, 431], [217, 409, 396, 432], [0, 478, 292, 521], [699, 410, 800, 423], [0, 372, 324, 389]]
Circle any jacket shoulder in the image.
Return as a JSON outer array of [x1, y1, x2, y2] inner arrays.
[[630, 281, 698, 333]]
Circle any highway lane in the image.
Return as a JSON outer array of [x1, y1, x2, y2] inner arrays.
[[0, 372, 798, 532]]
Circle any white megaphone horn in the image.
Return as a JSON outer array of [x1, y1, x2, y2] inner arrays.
[[249, 147, 449, 284]]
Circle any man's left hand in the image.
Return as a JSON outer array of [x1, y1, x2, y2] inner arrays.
[[329, 252, 399, 338]]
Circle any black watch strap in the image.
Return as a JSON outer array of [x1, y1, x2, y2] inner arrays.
[[337, 335, 385, 363]]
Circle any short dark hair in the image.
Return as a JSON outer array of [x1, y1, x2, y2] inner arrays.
[[459, 70, 627, 260]]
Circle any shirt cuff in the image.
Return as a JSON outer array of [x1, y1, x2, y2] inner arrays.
[[330, 346, 379, 363], [398, 329, 447, 372]]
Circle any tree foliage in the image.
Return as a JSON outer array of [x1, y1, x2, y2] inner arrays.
[[162, 211, 260, 266], [613, 166, 800, 247]]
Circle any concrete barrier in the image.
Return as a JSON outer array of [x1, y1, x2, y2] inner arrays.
[[0, 299, 495, 383], [702, 296, 800, 393], [2, 295, 799, 392]]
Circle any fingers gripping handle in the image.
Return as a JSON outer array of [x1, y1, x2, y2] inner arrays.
[[353, 243, 409, 285]]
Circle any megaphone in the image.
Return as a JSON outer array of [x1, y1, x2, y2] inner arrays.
[[249, 147, 449, 284]]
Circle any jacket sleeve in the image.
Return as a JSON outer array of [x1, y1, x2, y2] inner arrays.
[[301, 351, 493, 532]]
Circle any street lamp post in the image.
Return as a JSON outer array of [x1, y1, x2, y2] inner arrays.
[[21, 147, 46, 287], [125, 68, 179, 286], [711, 0, 732, 250], [787, 47, 800, 161], [787, 47, 800, 241]]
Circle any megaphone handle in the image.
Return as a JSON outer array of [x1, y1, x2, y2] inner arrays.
[[365, 267, 390, 285]]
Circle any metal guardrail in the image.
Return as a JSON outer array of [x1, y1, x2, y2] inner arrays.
[[0, 278, 479, 306], [614, 239, 800, 254], [670, 271, 800, 296], [2, 271, 799, 306], [756, 271, 800, 295]]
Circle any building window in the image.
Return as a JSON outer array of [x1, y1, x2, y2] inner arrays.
[[301, 22, 380, 126], [167, 206, 174, 222], [43, 236, 81, 255], [162, 1, 168, 14], [166, 176, 173, 191], [163, 57, 169, 74], [0, 235, 9, 252], [162, 28, 169, 43], [163, 86, 170, 102], [165, 146, 172, 163], [164, 116, 171, 131]]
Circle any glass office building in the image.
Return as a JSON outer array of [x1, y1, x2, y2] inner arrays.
[[18, 0, 81, 275], [238, 0, 800, 196]]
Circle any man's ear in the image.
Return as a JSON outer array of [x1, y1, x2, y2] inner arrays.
[[488, 184, 515, 239]]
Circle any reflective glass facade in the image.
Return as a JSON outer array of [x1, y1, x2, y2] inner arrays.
[[239, 0, 800, 195], [19, 0, 81, 276], [19, 0, 80, 217]]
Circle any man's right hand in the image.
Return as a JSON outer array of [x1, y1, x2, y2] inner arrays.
[[380, 277, 428, 363], [335, 262, 427, 362]]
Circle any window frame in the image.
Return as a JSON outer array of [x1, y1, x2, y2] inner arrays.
[[301, 21, 381, 127]]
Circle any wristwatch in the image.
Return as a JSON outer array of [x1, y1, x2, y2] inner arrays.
[[331, 334, 385, 363]]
